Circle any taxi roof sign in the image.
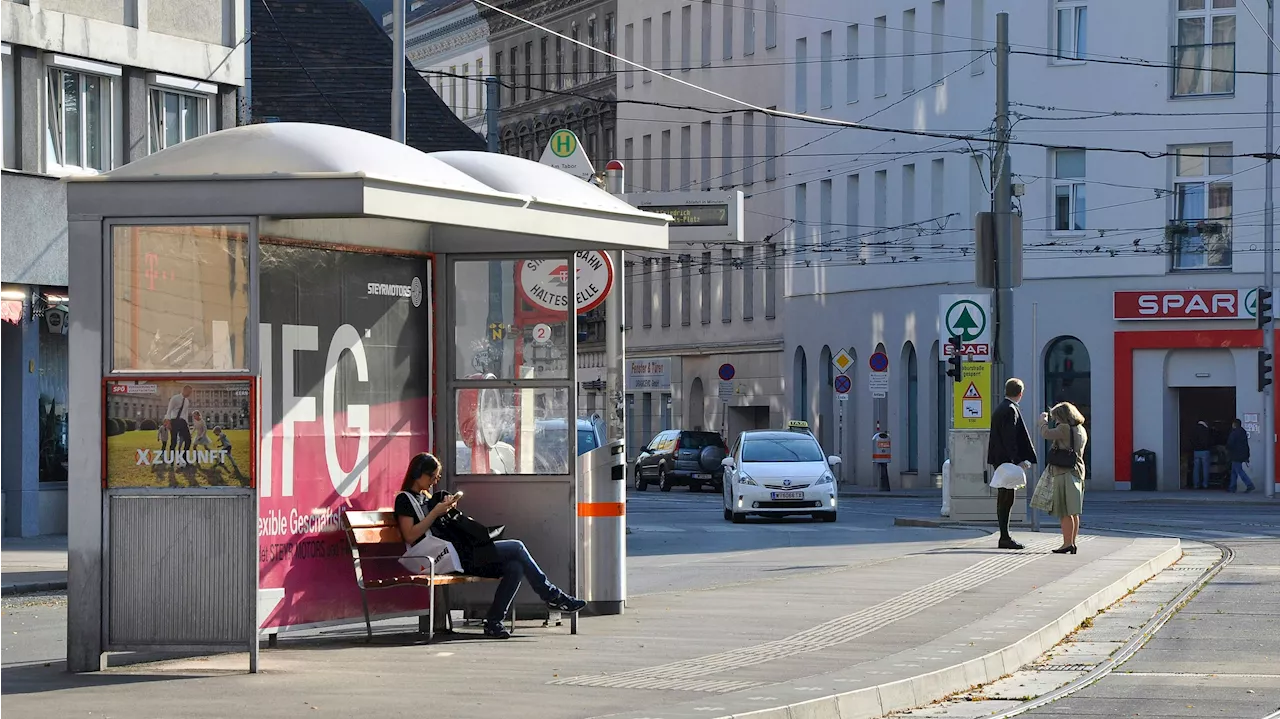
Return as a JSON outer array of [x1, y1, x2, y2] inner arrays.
[[787, 420, 811, 432]]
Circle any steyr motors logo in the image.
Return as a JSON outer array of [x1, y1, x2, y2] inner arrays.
[[367, 277, 423, 308]]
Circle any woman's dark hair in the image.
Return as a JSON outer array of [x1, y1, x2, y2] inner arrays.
[[400, 452, 441, 492]]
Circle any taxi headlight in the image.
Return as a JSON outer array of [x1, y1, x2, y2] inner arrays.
[[738, 473, 758, 486], [816, 472, 835, 485]]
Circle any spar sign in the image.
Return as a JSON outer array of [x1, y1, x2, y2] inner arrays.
[[517, 251, 614, 314], [939, 294, 992, 361], [1113, 289, 1269, 320]]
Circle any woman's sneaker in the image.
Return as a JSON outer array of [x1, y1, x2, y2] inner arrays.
[[547, 594, 587, 613], [482, 621, 511, 639]]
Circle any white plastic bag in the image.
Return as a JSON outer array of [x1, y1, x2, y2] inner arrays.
[[941, 459, 951, 517], [989, 462, 1027, 490]]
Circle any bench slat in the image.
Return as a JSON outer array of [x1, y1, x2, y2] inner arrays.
[[351, 527, 403, 545], [345, 510, 397, 529], [365, 574, 496, 588]]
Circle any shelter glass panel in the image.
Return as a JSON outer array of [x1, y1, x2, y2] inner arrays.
[[454, 387, 571, 475], [453, 260, 572, 380], [111, 224, 251, 372]]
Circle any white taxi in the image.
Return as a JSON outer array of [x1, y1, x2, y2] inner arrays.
[[720, 428, 841, 523]]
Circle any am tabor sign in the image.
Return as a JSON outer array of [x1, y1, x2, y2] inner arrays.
[[1113, 289, 1260, 320]]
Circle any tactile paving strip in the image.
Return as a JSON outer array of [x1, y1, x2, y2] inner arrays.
[[553, 538, 1071, 692]]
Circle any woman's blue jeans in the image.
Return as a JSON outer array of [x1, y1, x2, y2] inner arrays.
[[479, 540, 560, 623]]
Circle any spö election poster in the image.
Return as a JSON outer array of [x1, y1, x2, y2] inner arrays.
[[105, 379, 253, 489]]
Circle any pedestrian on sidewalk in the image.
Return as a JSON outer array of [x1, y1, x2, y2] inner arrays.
[[1225, 419, 1256, 494], [987, 378, 1038, 550], [394, 452, 586, 640], [1038, 402, 1088, 554], [1190, 420, 1212, 489]]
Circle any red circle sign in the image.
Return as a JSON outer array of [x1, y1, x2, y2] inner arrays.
[[516, 251, 614, 315], [869, 352, 889, 372]]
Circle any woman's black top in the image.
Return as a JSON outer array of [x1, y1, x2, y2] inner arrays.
[[393, 490, 489, 571], [393, 491, 438, 547]]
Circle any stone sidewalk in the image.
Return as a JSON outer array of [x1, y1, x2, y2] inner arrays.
[[4, 532, 1184, 719], [1, 535, 67, 595]]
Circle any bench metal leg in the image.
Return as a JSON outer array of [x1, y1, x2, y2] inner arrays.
[[359, 588, 374, 643], [426, 585, 435, 644], [571, 612, 578, 635], [267, 633, 278, 648]]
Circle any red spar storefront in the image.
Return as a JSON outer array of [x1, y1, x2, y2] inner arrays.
[[1112, 288, 1279, 492]]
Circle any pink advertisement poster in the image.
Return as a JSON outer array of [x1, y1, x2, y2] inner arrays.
[[257, 244, 432, 631]]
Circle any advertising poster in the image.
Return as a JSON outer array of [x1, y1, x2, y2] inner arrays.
[[104, 378, 254, 488], [257, 244, 432, 630]]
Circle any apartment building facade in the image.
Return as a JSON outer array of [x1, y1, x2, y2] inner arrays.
[[779, 0, 1277, 493], [383, 0, 491, 136], [617, 0, 790, 453], [1, 0, 245, 535]]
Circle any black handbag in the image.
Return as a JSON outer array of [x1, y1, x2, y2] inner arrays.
[[430, 491, 504, 566], [1047, 426, 1077, 469]]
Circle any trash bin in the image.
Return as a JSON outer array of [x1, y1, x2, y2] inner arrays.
[[577, 439, 627, 615], [1131, 450, 1157, 491]]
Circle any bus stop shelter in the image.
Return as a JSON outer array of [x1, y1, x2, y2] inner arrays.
[[63, 122, 668, 672]]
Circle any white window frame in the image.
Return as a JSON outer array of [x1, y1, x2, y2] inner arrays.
[[44, 54, 122, 176], [3, 44, 16, 170], [743, 0, 756, 56], [1051, 148, 1087, 235], [1052, 0, 1087, 63], [1173, 0, 1236, 97], [1171, 143, 1233, 271], [819, 31, 833, 109], [723, 0, 734, 60], [148, 78, 214, 155]]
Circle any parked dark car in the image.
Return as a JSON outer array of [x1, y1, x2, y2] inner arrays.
[[634, 430, 728, 492]]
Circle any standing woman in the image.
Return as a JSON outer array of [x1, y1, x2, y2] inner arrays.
[[1038, 402, 1088, 554]]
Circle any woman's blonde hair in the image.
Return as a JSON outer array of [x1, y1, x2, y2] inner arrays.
[[1051, 402, 1085, 427]]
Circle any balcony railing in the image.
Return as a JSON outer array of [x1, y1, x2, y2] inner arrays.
[[1168, 218, 1232, 270], [1171, 42, 1236, 97]]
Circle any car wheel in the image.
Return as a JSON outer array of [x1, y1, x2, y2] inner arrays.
[[814, 511, 838, 523], [658, 467, 673, 492], [723, 507, 732, 521], [634, 465, 648, 491], [730, 511, 746, 524]]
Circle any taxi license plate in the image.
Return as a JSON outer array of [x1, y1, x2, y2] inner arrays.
[[693, 473, 711, 480], [771, 491, 804, 500]]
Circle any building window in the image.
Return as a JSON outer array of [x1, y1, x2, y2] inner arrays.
[[820, 178, 833, 259], [606, 13, 616, 72], [1173, 0, 1235, 97], [847, 174, 861, 258], [873, 169, 888, 256], [48, 67, 116, 172], [642, 17, 653, 83], [624, 23, 635, 88], [681, 254, 692, 326], [873, 17, 887, 97], [571, 26, 581, 84], [662, 11, 672, 70], [902, 9, 916, 92], [721, 248, 733, 323], [765, 0, 778, 49], [819, 31, 833, 109], [509, 46, 518, 103], [700, 120, 712, 189], [540, 38, 549, 91], [742, 245, 755, 320], [971, 0, 985, 74], [3, 46, 17, 170], [462, 62, 472, 115], [701, 0, 712, 67], [1172, 143, 1233, 270], [720, 116, 733, 188], [661, 129, 672, 191], [661, 256, 672, 328], [742, 112, 755, 186], [901, 164, 915, 251], [1044, 336, 1091, 478], [148, 87, 209, 155], [795, 37, 808, 112], [904, 343, 918, 472], [931, 2, 945, 81], [764, 242, 776, 318], [682, 4, 692, 70], [794, 346, 808, 421], [680, 124, 692, 189], [795, 183, 808, 249], [846, 25, 859, 103], [495, 50, 503, 91], [1052, 149, 1086, 233], [588, 18, 598, 78], [700, 251, 712, 324], [723, 0, 734, 60], [524, 42, 533, 98], [744, 0, 756, 55], [476, 58, 485, 114], [764, 108, 777, 181], [555, 38, 564, 89], [1053, 0, 1087, 62], [642, 133, 653, 190]]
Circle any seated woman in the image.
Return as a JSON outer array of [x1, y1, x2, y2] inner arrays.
[[394, 452, 586, 639]]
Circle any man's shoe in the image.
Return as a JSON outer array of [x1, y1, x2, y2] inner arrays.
[[547, 595, 587, 613], [1246, 485, 1256, 493], [482, 621, 511, 639], [998, 538, 1025, 550]]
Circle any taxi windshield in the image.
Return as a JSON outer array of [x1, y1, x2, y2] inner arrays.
[[742, 437, 824, 463]]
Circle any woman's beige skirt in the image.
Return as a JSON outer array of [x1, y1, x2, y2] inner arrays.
[[1050, 471, 1084, 518]]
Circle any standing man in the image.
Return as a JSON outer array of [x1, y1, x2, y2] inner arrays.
[[1190, 420, 1212, 489], [1225, 419, 1256, 494], [987, 378, 1038, 550], [165, 384, 194, 454]]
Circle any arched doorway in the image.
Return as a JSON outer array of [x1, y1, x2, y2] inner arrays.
[[689, 377, 705, 431], [794, 346, 809, 421], [902, 342, 918, 472], [931, 340, 945, 473], [819, 346, 834, 452], [1044, 336, 1092, 476]]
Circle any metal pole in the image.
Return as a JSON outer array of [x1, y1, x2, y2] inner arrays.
[[1265, 0, 1276, 498], [1030, 302, 1040, 531], [602, 160, 626, 445], [485, 77, 500, 153], [993, 12, 1014, 392], [391, 0, 406, 142]]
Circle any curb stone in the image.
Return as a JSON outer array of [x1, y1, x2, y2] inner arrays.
[[1, 580, 68, 596]]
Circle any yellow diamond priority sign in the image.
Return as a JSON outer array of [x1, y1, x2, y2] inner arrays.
[[831, 348, 855, 375]]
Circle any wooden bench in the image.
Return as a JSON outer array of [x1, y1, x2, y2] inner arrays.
[[342, 509, 502, 643]]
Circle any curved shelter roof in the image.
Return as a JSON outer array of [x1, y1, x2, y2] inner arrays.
[[66, 123, 669, 254]]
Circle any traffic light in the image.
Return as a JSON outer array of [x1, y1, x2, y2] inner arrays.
[[1259, 350, 1273, 393], [1257, 287, 1273, 330], [947, 335, 964, 383]]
